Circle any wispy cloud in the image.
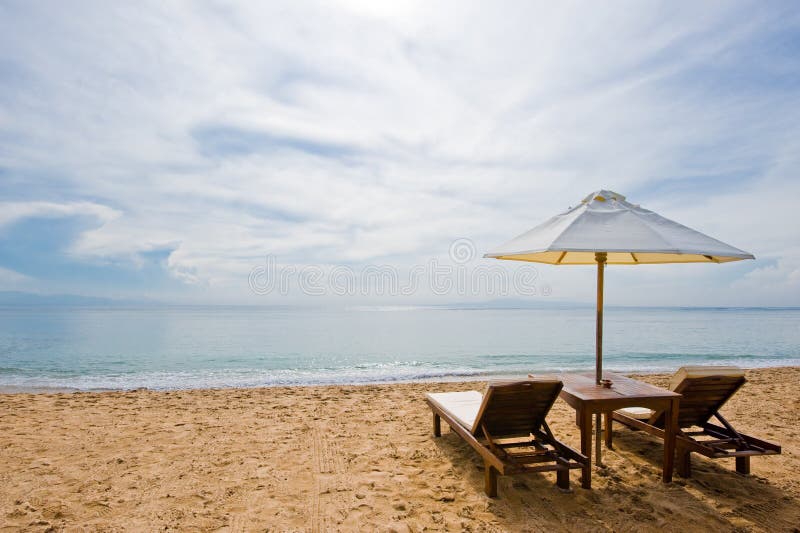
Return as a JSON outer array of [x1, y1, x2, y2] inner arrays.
[[0, 1, 799, 304], [0, 201, 120, 228]]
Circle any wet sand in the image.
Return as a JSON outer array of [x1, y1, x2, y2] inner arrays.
[[1, 367, 799, 531]]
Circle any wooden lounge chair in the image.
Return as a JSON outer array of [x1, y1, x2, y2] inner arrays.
[[425, 380, 587, 497], [610, 366, 781, 477]]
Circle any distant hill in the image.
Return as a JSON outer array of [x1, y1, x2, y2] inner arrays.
[[0, 291, 146, 307], [425, 298, 592, 310]]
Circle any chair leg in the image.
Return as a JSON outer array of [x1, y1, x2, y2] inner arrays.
[[484, 462, 498, 497], [677, 447, 691, 478], [736, 456, 750, 475], [604, 412, 613, 449], [433, 413, 441, 437], [556, 467, 570, 491]]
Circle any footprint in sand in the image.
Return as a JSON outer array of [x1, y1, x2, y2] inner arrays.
[[85, 501, 112, 517], [730, 500, 800, 532]]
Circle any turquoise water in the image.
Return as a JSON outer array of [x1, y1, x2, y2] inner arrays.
[[0, 306, 798, 390]]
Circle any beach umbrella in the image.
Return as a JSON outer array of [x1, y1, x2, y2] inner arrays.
[[484, 189, 754, 463]]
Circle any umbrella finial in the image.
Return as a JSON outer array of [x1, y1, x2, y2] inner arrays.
[[582, 190, 626, 204]]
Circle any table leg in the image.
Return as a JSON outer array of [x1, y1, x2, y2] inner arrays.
[[604, 411, 613, 449], [595, 413, 602, 467], [580, 409, 593, 489], [662, 398, 679, 483]]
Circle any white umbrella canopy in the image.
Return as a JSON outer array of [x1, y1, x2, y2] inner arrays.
[[485, 189, 755, 466], [485, 190, 754, 264]]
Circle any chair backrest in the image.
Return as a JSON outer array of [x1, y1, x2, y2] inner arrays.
[[650, 366, 745, 428], [470, 379, 562, 437]]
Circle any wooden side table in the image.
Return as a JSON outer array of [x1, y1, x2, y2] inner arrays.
[[558, 372, 680, 489]]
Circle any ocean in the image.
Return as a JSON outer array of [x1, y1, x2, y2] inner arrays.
[[1, 306, 798, 391]]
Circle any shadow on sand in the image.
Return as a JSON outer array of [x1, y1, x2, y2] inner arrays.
[[431, 423, 799, 532]]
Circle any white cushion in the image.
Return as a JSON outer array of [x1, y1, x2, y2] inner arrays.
[[669, 365, 744, 391], [615, 407, 654, 420], [426, 391, 483, 430]]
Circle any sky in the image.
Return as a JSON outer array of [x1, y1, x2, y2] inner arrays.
[[0, 0, 799, 306]]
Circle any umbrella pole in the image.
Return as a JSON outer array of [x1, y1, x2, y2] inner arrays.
[[595, 252, 606, 383], [595, 252, 607, 467]]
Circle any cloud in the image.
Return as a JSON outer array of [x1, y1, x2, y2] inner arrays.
[[0, 1, 799, 304], [731, 250, 800, 305], [0, 200, 119, 227], [191, 124, 359, 160], [0, 265, 34, 289]]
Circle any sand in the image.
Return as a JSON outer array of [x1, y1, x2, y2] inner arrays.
[[1, 367, 799, 532]]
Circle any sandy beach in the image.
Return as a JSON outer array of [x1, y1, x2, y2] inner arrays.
[[1, 367, 799, 532]]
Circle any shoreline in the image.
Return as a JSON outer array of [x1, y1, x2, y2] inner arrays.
[[3, 364, 800, 395]]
